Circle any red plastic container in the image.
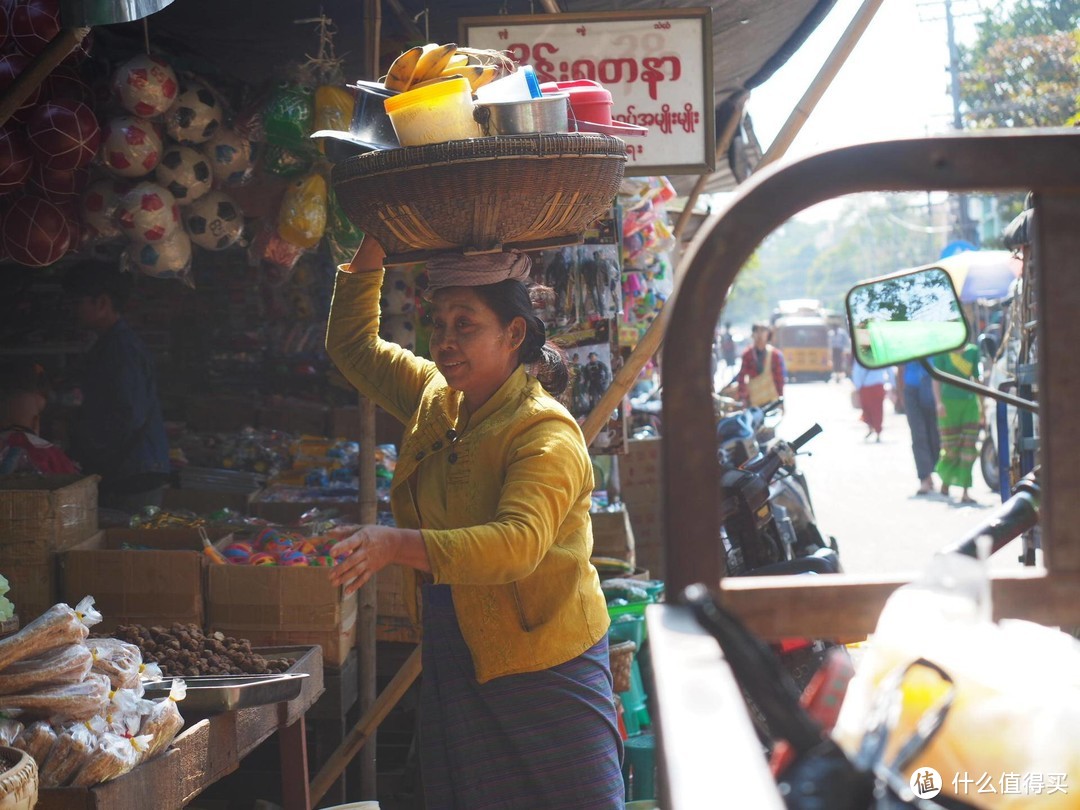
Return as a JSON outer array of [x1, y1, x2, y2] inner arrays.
[[540, 79, 612, 126]]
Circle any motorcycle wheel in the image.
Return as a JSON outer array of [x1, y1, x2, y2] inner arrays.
[[980, 433, 1000, 493]]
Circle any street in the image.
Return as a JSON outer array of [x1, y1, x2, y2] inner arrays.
[[767, 377, 1031, 577]]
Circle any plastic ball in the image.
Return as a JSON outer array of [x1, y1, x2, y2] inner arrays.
[[223, 542, 253, 562], [112, 54, 179, 118], [10, 0, 60, 57], [100, 116, 162, 177], [2, 195, 71, 266], [30, 164, 88, 201], [0, 126, 33, 195], [183, 190, 243, 250], [0, 53, 41, 122], [0, 3, 8, 52], [249, 552, 276, 566], [155, 144, 212, 205], [130, 230, 192, 279], [379, 271, 415, 315], [115, 181, 180, 243], [165, 83, 222, 145], [27, 99, 100, 171], [380, 314, 416, 353], [80, 178, 129, 235], [203, 128, 253, 186], [41, 66, 92, 104]]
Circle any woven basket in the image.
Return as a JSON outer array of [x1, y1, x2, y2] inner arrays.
[[332, 133, 627, 266], [609, 639, 637, 694]]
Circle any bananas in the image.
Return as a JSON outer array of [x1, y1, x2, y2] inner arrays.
[[383, 43, 511, 93]]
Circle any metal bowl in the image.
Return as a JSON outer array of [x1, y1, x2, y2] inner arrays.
[[473, 94, 569, 137]]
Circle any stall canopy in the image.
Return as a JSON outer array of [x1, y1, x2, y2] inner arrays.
[[108, 0, 837, 192]]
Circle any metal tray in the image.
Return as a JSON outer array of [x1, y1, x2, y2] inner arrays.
[[143, 673, 309, 715]]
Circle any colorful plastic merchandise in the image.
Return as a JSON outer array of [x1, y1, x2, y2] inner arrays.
[[218, 527, 349, 567], [616, 177, 677, 348]]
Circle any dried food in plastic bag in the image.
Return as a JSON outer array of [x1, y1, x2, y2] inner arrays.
[[140, 678, 186, 758], [277, 173, 327, 248], [0, 643, 93, 695], [39, 723, 97, 788], [70, 731, 151, 787], [139, 661, 163, 682], [0, 672, 110, 723], [104, 687, 152, 737], [12, 720, 57, 765], [0, 598, 101, 671], [0, 718, 23, 746], [87, 638, 143, 691]]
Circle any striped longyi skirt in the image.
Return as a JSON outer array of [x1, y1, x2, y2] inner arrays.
[[419, 584, 625, 809]]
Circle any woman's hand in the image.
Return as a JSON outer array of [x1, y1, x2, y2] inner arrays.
[[341, 235, 386, 274], [328, 525, 430, 595]]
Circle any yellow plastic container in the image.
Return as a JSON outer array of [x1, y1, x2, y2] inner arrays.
[[383, 77, 479, 146]]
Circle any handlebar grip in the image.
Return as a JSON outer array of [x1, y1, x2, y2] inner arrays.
[[943, 487, 1040, 558], [761, 398, 784, 415], [790, 423, 823, 452]]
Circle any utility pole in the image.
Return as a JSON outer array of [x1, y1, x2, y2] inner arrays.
[[918, 0, 981, 247]]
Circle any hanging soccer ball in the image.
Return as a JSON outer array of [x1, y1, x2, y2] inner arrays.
[[183, 190, 243, 250], [27, 99, 100, 171], [380, 315, 417, 353], [379, 271, 415, 315], [2, 195, 72, 266], [115, 181, 181, 243], [165, 83, 222, 145], [10, 0, 60, 57], [0, 53, 41, 122], [155, 144, 212, 205], [113, 54, 179, 118], [30, 164, 88, 201], [203, 128, 253, 186], [130, 229, 192, 278], [100, 116, 163, 177], [0, 126, 33, 195], [81, 178, 129, 237]]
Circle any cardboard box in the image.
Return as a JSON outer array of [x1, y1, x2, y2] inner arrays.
[[376, 564, 421, 643], [161, 487, 255, 516], [208, 561, 357, 666], [0, 474, 99, 620], [61, 528, 232, 632], [619, 437, 665, 580], [590, 508, 636, 565]]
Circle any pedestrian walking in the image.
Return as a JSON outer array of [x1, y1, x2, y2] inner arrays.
[[851, 360, 894, 442], [933, 344, 983, 504], [897, 361, 941, 495]]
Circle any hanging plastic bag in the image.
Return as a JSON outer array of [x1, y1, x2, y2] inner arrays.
[[139, 678, 187, 758], [263, 84, 315, 152], [313, 85, 354, 135], [277, 173, 327, 249]]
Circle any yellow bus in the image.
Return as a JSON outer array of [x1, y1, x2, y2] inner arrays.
[[773, 313, 832, 381]]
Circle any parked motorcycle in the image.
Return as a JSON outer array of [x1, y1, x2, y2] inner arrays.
[[715, 398, 843, 694]]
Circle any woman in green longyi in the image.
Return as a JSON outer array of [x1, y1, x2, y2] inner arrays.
[[932, 342, 983, 504]]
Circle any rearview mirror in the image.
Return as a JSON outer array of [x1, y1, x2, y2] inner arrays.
[[846, 267, 969, 368]]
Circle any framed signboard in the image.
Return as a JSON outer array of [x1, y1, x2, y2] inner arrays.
[[461, 9, 715, 176]]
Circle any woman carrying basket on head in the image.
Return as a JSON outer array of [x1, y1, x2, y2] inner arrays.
[[325, 236, 624, 809]]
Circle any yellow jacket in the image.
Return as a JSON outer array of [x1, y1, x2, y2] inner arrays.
[[326, 269, 609, 682]]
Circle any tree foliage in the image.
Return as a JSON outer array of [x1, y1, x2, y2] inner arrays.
[[958, 0, 1080, 128]]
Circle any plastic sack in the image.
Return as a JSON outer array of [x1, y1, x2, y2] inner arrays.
[[0, 643, 93, 695], [0, 671, 110, 723], [12, 720, 57, 765], [140, 678, 186, 758], [263, 84, 315, 151], [833, 553, 1080, 809], [39, 723, 97, 787], [277, 173, 327, 248], [0, 598, 100, 671], [0, 718, 23, 746], [88, 638, 143, 691], [70, 731, 151, 786], [262, 143, 313, 178], [313, 85, 354, 138]]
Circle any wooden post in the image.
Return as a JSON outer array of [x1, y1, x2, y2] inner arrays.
[[0, 28, 90, 128]]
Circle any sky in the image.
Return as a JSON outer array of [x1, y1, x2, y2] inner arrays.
[[746, 0, 988, 161]]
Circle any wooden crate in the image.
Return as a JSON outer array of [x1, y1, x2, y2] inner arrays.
[[0, 474, 100, 619]]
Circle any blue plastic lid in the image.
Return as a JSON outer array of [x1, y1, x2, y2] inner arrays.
[[522, 65, 542, 99]]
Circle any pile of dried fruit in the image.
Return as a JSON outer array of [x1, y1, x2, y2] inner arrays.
[[112, 623, 291, 677]]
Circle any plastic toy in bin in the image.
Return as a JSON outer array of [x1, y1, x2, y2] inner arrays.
[[216, 527, 350, 567]]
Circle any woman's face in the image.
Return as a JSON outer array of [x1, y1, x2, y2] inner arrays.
[[428, 287, 525, 409]]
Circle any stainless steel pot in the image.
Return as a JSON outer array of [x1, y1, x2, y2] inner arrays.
[[473, 94, 569, 137]]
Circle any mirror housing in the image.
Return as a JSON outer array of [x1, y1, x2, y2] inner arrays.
[[845, 267, 969, 369]]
